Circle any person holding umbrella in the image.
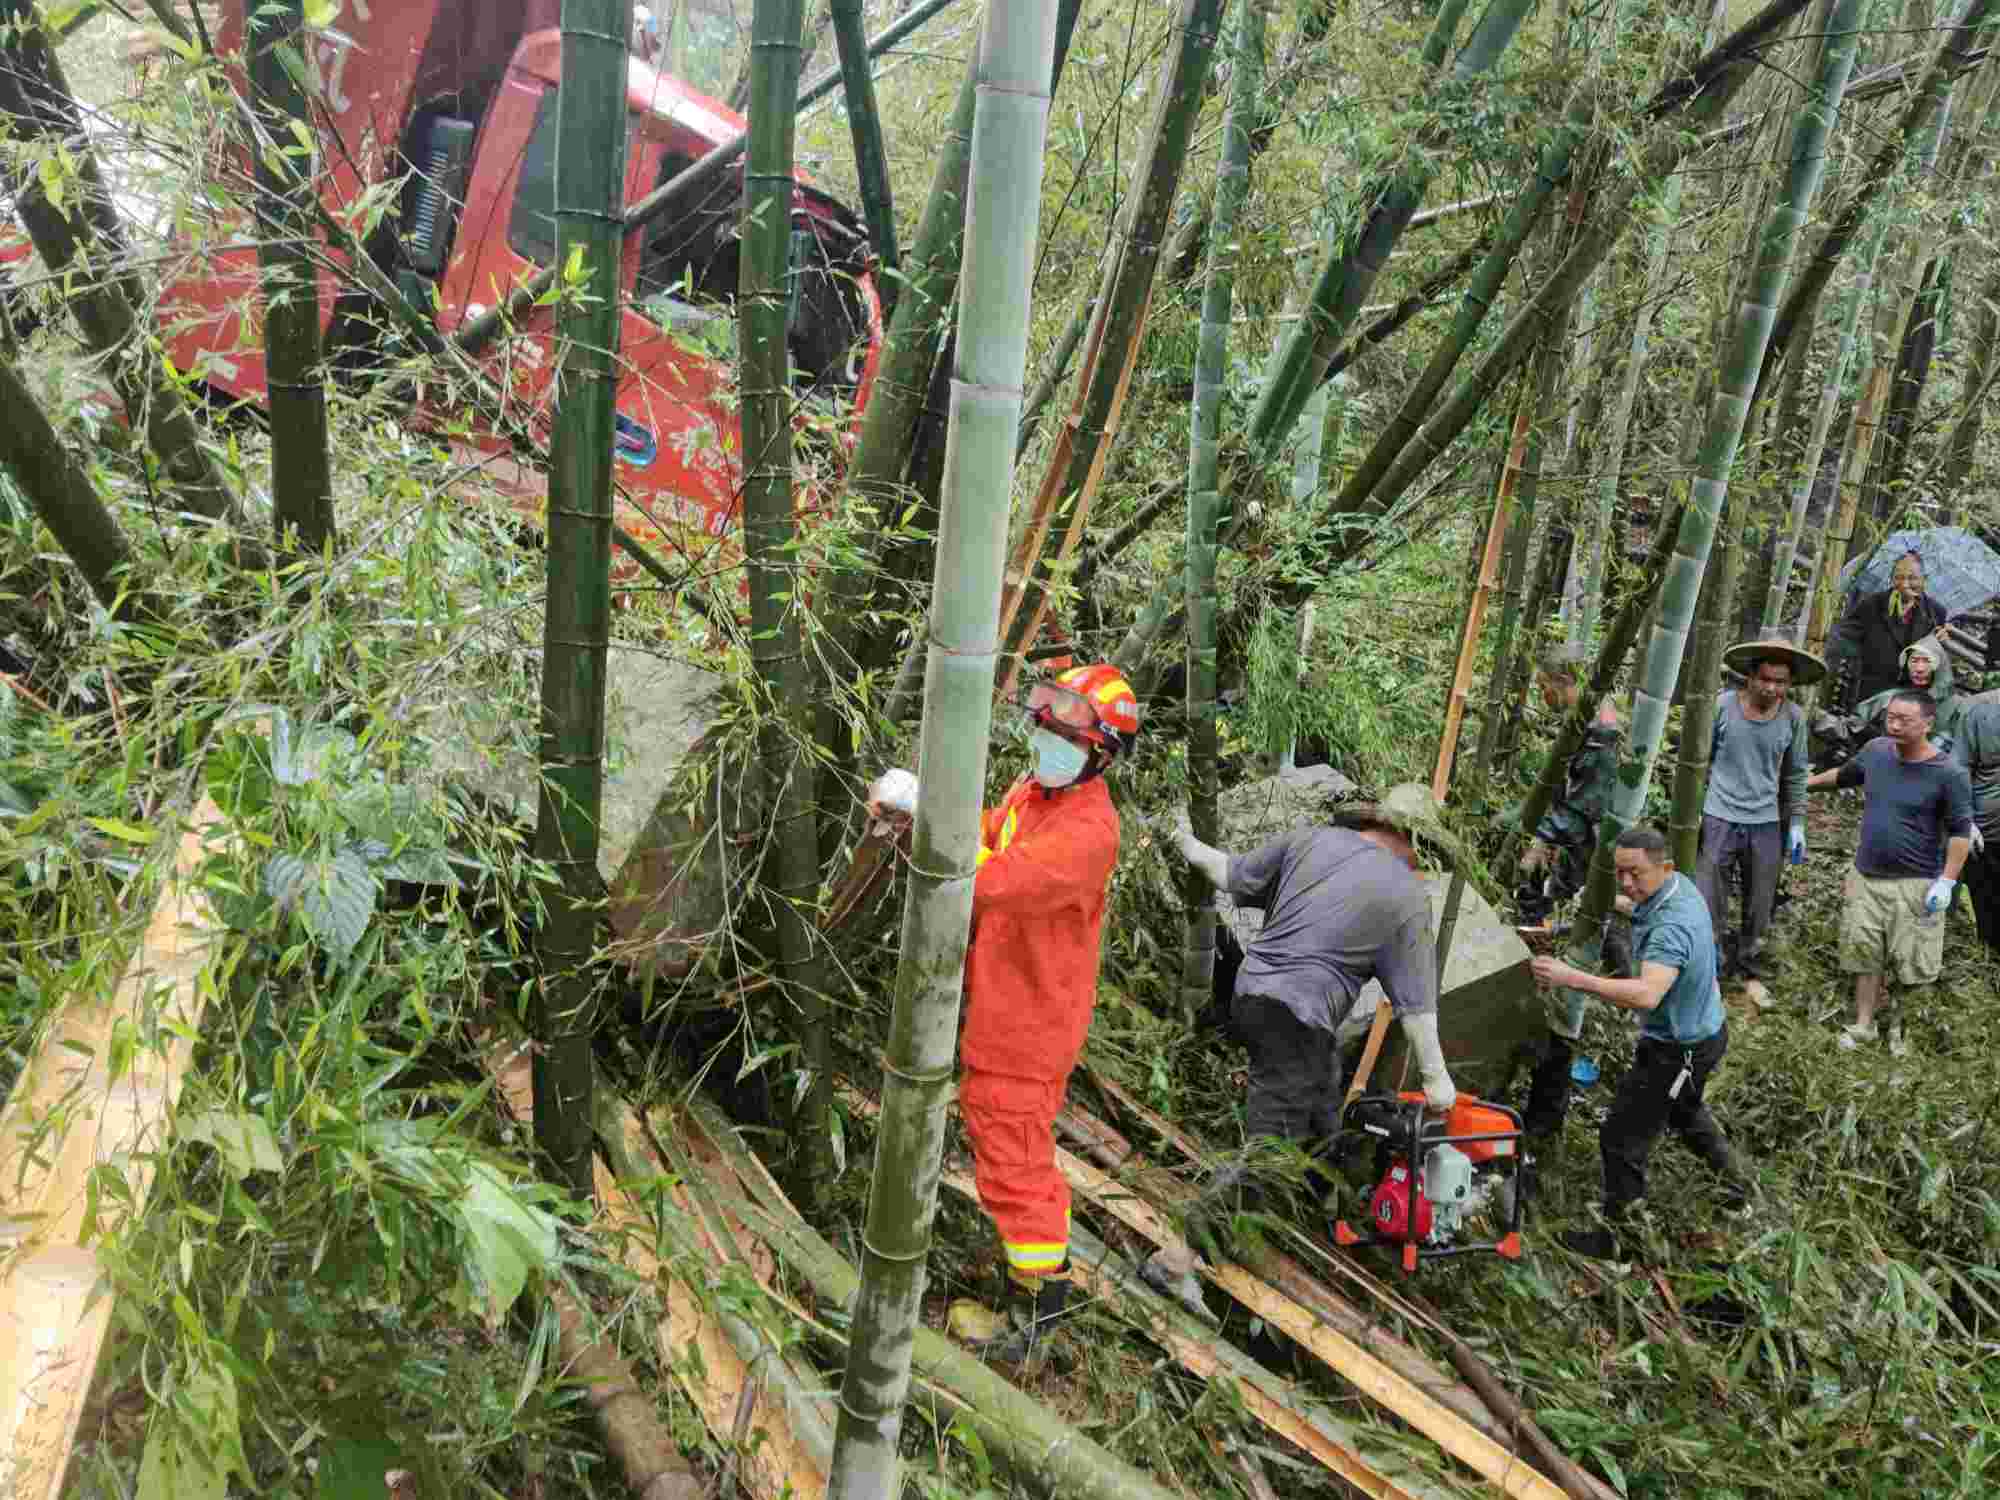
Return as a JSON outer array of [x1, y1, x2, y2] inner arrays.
[[1695, 639, 1820, 980], [1829, 551, 1952, 707]]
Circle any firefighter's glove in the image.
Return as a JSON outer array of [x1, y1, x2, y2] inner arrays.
[[868, 768, 919, 818], [1787, 821, 1806, 866], [1925, 877, 1956, 915], [1400, 1010, 1456, 1113]]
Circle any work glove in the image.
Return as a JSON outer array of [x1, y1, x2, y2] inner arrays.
[[1925, 877, 1956, 915], [1787, 821, 1806, 866], [1973, 825, 1987, 857], [1399, 1010, 1457, 1113], [1520, 839, 1550, 875], [867, 768, 919, 817]]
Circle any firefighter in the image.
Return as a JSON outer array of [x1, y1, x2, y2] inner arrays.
[[869, 662, 1139, 1363]]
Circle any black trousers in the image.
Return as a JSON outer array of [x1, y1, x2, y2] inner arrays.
[[1695, 818, 1782, 968], [1601, 1025, 1733, 1219], [1965, 843, 2000, 952], [1235, 992, 1342, 1143]]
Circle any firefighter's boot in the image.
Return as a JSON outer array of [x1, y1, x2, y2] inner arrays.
[[971, 1264, 1074, 1366]]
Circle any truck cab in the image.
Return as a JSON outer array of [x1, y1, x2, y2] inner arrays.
[[162, 0, 882, 564]]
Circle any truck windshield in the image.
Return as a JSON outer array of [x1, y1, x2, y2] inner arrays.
[[508, 87, 653, 265]]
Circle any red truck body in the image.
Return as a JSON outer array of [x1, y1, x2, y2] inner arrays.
[[162, 0, 882, 561]]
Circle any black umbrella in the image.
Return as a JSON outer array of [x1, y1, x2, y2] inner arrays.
[[1839, 527, 2000, 616]]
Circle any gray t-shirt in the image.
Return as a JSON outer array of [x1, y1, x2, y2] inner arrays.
[[1835, 737, 1975, 879], [1225, 827, 1437, 1033], [1704, 690, 1807, 825]]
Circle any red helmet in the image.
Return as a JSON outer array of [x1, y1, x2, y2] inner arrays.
[[1023, 663, 1141, 756]]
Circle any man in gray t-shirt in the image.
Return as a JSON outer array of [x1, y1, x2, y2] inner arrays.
[[1169, 792, 1459, 1253], [1697, 642, 1815, 979]]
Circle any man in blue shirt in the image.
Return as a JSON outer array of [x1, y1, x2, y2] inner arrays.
[[1530, 825, 1748, 1261]]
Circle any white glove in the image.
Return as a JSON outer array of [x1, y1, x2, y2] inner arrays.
[[1400, 1010, 1457, 1113], [1925, 877, 1956, 915], [868, 768, 918, 817], [1973, 825, 1987, 856]]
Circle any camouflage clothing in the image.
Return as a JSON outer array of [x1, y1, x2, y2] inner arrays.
[[1533, 720, 1620, 898]]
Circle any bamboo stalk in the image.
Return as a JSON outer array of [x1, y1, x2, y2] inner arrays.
[[1438, 394, 1532, 798], [1245, 0, 1531, 456], [1183, 0, 1268, 1021], [1757, 0, 2000, 403], [1567, 0, 1864, 968], [454, 0, 968, 359], [995, 0, 1224, 689], [828, 0, 899, 283], [0, 800, 223, 1500], [739, 0, 832, 1195], [533, 0, 630, 1199], [828, 6, 1059, 1493], [0, 0, 241, 528], [247, 0, 335, 555]]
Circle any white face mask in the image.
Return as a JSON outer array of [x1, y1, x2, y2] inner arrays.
[[1030, 728, 1090, 788]]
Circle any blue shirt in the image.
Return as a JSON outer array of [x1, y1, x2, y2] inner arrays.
[[1630, 873, 1725, 1044]]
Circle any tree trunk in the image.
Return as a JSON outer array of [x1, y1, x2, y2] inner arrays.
[[247, 0, 335, 557], [1184, 0, 1267, 1021], [828, 0, 900, 291], [532, 0, 629, 1201], [0, 0, 240, 529], [739, 0, 833, 1195], [827, 5, 1059, 1493], [1564, 0, 1861, 979]]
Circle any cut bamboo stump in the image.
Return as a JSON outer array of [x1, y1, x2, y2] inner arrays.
[[0, 799, 223, 1500]]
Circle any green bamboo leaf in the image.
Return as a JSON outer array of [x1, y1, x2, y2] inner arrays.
[[87, 817, 156, 844], [456, 1162, 560, 1326], [181, 1109, 284, 1178], [136, 1365, 246, 1500]]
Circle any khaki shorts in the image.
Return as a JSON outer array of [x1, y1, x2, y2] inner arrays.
[[1838, 870, 1945, 986]]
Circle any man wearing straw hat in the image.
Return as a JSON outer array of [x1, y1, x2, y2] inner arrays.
[[1696, 639, 1821, 980], [1167, 784, 1461, 1255]]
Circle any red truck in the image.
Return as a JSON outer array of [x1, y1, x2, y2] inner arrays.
[[163, 1, 883, 562]]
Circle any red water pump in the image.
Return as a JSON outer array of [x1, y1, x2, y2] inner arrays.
[[1333, 1092, 1526, 1274]]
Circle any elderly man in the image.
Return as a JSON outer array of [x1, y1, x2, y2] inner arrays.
[[1696, 640, 1818, 980], [1806, 690, 1974, 1056], [1170, 786, 1458, 1252], [1531, 825, 1749, 1262], [1830, 551, 1952, 707]]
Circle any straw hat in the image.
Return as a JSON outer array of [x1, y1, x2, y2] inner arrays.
[[1722, 638, 1827, 687], [1329, 782, 1466, 867]]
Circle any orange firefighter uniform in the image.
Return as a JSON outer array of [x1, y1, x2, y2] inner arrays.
[[959, 773, 1121, 1277]]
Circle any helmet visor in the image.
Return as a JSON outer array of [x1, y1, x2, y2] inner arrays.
[[1023, 681, 1101, 737]]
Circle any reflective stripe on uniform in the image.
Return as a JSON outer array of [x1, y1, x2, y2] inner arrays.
[[1000, 1216, 1070, 1274], [977, 804, 1022, 868]]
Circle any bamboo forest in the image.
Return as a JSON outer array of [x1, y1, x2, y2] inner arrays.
[[6, 0, 2000, 1496]]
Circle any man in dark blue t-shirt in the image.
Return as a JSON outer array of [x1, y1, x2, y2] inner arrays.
[[1530, 825, 1748, 1262], [1806, 689, 1973, 1056]]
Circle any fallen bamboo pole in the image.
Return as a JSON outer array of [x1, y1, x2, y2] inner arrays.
[[485, 1037, 832, 1500], [1065, 1224, 1453, 1500], [1074, 1070, 1623, 1500], [0, 798, 223, 1500]]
